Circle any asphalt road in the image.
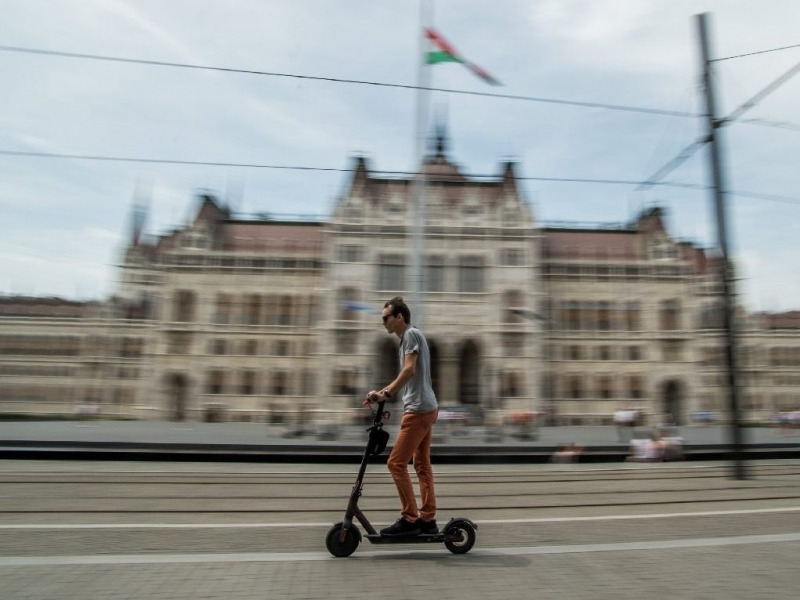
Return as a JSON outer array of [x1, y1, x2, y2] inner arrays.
[[1, 459, 798, 599]]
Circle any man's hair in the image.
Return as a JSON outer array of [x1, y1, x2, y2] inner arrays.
[[384, 296, 411, 324]]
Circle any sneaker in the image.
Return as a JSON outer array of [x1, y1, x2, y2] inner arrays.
[[380, 517, 421, 537], [418, 518, 438, 534]]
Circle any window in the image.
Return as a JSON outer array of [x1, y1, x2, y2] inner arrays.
[[660, 299, 681, 331], [274, 340, 290, 356], [567, 375, 583, 400], [245, 294, 261, 325], [458, 256, 484, 293], [598, 375, 613, 400], [335, 330, 357, 355], [278, 296, 294, 326], [300, 370, 315, 396], [699, 302, 724, 330], [426, 256, 445, 292], [207, 370, 225, 395], [210, 339, 226, 355], [598, 346, 612, 361], [172, 290, 196, 322], [377, 254, 406, 291], [652, 241, 677, 260], [598, 302, 612, 331], [662, 340, 683, 362], [629, 375, 643, 399], [213, 293, 233, 324], [332, 369, 358, 395], [628, 346, 641, 361], [337, 245, 363, 262], [244, 339, 258, 355], [120, 337, 144, 358], [167, 332, 191, 355], [271, 371, 289, 396], [240, 371, 256, 395], [567, 345, 582, 361], [463, 202, 481, 216], [500, 371, 522, 397], [500, 248, 524, 266], [503, 290, 525, 323], [502, 333, 524, 357], [565, 302, 581, 331], [625, 301, 641, 331]]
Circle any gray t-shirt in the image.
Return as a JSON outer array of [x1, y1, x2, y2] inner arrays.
[[398, 326, 438, 414]]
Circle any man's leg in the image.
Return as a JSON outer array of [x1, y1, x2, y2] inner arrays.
[[387, 412, 430, 522], [414, 410, 438, 521]]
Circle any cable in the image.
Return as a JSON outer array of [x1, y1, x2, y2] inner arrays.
[[0, 150, 354, 172], [731, 190, 800, 207], [637, 138, 709, 190], [4, 147, 798, 205], [639, 59, 800, 189], [713, 42, 800, 62], [722, 60, 800, 125], [737, 117, 800, 132], [0, 148, 682, 186], [0, 44, 699, 119]]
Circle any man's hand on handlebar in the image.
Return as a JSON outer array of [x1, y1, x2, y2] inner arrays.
[[364, 388, 391, 405]]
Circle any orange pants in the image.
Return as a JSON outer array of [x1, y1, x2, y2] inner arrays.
[[386, 410, 438, 522]]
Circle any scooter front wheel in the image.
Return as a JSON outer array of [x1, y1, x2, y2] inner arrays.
[[444, 521, 476, 554], [326, 522, 361, 557]]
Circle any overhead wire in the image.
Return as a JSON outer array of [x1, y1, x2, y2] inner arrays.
[[2, 148, 798, 205], [638, 58, 800, 190], [0, 43, 798, 207], [0, 44, 697, 118], [712, 42, 800, 62]]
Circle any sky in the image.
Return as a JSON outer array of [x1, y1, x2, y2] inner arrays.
[[1, 0, 798, 311]]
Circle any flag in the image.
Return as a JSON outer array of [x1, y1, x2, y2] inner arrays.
[[424, 28, 501, 86]]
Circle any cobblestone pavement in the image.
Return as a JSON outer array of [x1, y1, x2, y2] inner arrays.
[[1, 460, 798, 599], [3, 534, 798, 599]]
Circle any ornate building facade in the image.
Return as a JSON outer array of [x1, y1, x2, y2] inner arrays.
[[1, 136, 799, 425]]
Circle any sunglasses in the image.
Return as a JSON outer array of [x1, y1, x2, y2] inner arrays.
[[382, 314, 395, 324]]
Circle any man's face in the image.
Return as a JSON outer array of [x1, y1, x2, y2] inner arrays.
[[381, 308, 402, 335]]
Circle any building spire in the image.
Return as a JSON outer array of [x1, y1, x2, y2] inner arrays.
[[128, 178, 151, 246], [428, 104, 450, 158]]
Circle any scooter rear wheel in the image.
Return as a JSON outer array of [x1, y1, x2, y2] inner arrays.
[[443, 521, 476, 554], [326, 522, 361, 557]]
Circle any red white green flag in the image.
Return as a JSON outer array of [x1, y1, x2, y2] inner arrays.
[[424, 27, 501, 86]]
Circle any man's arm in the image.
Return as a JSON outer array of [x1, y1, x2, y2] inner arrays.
[[367, 352, 418, 402]]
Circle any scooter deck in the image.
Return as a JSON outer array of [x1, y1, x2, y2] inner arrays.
[[365, 533, 445, 544]]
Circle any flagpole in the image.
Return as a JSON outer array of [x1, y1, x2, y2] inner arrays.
[[410, 0, 432, 329]]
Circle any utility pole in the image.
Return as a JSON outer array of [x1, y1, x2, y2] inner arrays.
[[696, 12, 746, 480]]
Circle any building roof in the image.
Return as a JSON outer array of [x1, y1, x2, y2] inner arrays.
[[0, 296, 92, 318], [542, 229, 639, 260], [220, 221, 325, 253], [757, 311, 800, 330]]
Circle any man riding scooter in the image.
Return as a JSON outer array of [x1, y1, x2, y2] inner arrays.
[[366, 296, 439, 537]]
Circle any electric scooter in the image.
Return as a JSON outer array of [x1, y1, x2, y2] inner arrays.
[[325, 399, 478, 557]]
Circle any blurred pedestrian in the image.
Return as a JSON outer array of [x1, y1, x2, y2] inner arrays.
[[614, 407, 635, 442], [626, 431, 648, 462], [551, 442, 583, 464], [644, 430, 665, 462]]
